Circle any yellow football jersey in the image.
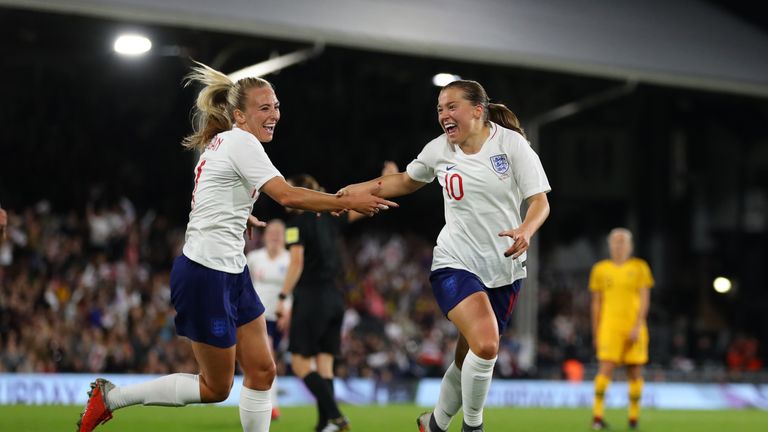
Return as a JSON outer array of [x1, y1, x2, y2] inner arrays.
[[589, 257, 654, 327]]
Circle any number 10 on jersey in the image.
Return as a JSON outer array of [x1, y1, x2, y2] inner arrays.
[[444, 173, 464, 200]]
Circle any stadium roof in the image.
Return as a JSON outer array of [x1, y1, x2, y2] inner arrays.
[[3, 0, 768, 97]]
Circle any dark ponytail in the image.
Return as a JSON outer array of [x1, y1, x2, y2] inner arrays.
[[442, 80, 526, 138], [488, 103, 525, 138]]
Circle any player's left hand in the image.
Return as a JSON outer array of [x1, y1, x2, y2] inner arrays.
[[246, 215, 267, 240], [629, 325, 640, 343], [277, 307, 291, 333], [499, 227, 532, 258], [276, 299, 291, 332]]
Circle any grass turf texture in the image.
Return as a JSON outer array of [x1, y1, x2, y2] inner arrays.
[[2, 405, 767, 431]]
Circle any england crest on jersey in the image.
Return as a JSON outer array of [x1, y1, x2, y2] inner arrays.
[[490, 154, 509, 174]]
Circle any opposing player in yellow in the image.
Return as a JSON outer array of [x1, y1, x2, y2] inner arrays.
[[589, 228, 653, 430]]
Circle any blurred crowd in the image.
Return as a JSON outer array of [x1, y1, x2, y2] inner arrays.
[[0, 201, 763, 383]]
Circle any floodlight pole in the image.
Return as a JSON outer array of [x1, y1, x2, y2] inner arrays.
[[516, 80, 637, 373]]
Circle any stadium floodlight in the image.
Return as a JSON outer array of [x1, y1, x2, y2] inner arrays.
[[432, 73, 461, 87], [713, 276, 732, 294], [114, 34, 152, 56]]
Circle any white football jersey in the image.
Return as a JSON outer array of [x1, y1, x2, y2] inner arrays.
[[246, 248, 290, 321], [406, 122, 551, 288], [183, 127, 282, 273]]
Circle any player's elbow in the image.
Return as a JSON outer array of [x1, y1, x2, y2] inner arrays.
[[532, 193, 550, 217], [276, 188, 302, 209], [404, 174, 426, 194]]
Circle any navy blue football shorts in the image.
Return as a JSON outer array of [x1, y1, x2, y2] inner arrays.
[[170, 254, 265, 348], [429, 267, 522, 334]]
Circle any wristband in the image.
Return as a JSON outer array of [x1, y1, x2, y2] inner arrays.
[[278, 293, 288, 300]]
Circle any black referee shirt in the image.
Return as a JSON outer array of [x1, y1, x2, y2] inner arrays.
[[285, 211, 344, 290]]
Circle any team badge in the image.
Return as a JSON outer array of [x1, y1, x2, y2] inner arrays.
[[211, 318, 227, 337], [490, 154, 509, 174]]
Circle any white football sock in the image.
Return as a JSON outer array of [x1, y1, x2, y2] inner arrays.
[[269, 376, 279, 407], [107, 373, 201, 410], [239, 386, 272, 432], [461, 350, 496, 427], [432, 361, 462, 431]]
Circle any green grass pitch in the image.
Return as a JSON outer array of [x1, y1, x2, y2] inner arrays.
[[2, 404, 767, 431]]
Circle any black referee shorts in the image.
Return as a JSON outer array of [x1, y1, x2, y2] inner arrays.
[[288, 285, 344, 357]]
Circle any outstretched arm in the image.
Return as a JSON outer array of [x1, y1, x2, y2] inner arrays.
[[261, 176, 398, 216], [340, 171, 426, 200]]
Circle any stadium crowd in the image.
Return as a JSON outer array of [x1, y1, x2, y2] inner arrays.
[[0, 201, 763, 383]]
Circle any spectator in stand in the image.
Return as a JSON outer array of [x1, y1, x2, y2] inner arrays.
[[726, 335, 764, 373]]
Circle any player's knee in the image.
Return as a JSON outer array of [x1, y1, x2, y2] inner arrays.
[[473, 339, 499, 360], [263, 359, 277, 382], [247, 358, 276, 386]]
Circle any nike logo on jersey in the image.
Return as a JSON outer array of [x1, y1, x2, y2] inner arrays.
[[446, 165, 457, 171]]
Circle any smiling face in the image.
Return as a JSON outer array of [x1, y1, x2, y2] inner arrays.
[[234, 86, 280, 143], [437, 87, 485, 145]]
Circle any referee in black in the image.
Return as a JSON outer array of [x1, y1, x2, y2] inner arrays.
[[276, 174, 351, 432]]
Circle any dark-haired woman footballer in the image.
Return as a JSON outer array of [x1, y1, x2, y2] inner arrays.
[[339, 80, 550, 432]]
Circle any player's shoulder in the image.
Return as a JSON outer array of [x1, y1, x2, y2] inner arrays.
[[494, 123, 529, 149], [592, 259, 613, 271], [220, 127, 263, 149], [420, 133, 449, 153], [630, 257, 651, 268]]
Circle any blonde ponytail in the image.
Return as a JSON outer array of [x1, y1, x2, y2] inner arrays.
[[182, 62, 235, 152]]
